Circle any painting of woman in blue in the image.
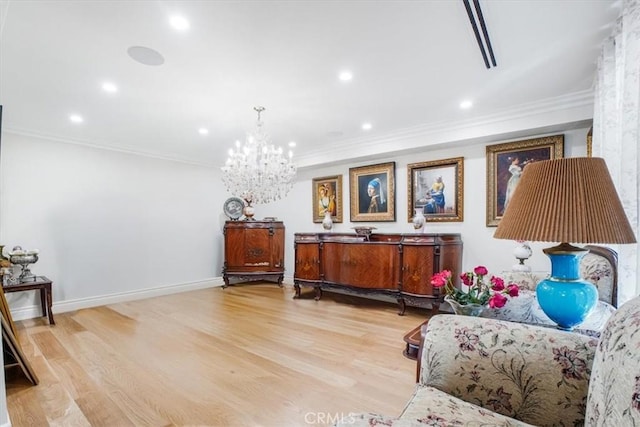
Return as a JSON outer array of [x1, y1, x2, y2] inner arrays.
[[419, 176, 445, 214], [367, 178, 386, 213]]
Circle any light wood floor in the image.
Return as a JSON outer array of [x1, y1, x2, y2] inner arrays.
[[5, 283, 432, 426]]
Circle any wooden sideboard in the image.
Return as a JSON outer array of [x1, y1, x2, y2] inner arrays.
[[293, 232, 462, 314], [222, 220, 285, 287]]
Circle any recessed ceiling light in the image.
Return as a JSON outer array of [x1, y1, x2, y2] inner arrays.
[[69, 114, 83, 123], [288, 141, 296, 147], [102, 82, 118, 93], [362, 122, 372, 131], [198, 128, 209, 135], [170, 15, 190, 31], [460, 100, 473, 109], [339, 71, 353, 81]]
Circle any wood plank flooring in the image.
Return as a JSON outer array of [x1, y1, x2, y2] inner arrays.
[[5, 283, 432, 426]]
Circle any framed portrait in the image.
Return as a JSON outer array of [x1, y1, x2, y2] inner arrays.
[[312, 175, 343, 223], [407, 157, 464, 222], [486, 134, 564, 226], [349, 162, 396, 222]]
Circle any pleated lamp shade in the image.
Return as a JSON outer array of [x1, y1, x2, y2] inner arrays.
[[494, 157, 636, 244]]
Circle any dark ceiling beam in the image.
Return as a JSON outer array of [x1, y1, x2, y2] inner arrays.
[[463, 0, 497, 69]]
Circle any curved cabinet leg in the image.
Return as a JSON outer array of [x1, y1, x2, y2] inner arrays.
[[222, 276, 229, 289], [397, 297, 406, 316], [314, 286, 323, 301], [294, 283, 301, 298]]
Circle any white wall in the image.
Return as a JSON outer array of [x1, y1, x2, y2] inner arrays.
[[0, 127, 590, 314], [0, 132, 225, 319], [263, 128, 590, 280]]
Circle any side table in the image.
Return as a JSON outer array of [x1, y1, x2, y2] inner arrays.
[[2, 276, 54, 325], [402, 319, 430, 383], [402, 320, 429, 360]]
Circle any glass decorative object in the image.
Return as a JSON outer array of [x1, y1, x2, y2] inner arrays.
[[221, 107, 296, 206], [445, 295, 486, 317], [512, 240, 532, 272]]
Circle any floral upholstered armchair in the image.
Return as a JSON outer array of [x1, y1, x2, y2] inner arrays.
[[336, 294, 640, 426]]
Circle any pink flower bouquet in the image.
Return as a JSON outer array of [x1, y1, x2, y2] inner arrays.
[[431, 266, 519, 308]]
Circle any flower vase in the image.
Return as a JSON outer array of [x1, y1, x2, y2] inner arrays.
[[445, 295, 486, 317], [243, 199, 255, 220], [322, 211, 333, 231], [412, 208, 425, 233]]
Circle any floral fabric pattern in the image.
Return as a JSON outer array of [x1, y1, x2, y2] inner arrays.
[[585, 295, 640, 425], [336, 295, 640, 427], [420, 315, 597, 426], [580, 251, 616, 306]]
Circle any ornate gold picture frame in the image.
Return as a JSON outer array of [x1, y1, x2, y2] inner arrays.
[[486, 135, 564, 227], [407, 157, 464, 222], [312, 175, 343, 223], [349, 162, 396, 222]]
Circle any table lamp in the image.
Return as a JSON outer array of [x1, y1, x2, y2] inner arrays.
[[494, 157, 636, 330]]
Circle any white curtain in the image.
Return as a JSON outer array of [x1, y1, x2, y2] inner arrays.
[[593, 0, 640, 304]]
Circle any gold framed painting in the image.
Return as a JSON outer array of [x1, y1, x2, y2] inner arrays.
[[349, 162, 396, 222], [486, 134, 564, 227], [312, 175, 343, 223], [407, 157, 464, 222]]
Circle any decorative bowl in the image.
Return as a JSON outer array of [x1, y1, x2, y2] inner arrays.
[[352, 226, 376, 238]]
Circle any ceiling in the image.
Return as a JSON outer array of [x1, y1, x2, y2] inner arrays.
[[0, 1, 621, 169]]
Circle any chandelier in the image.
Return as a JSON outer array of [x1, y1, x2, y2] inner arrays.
[[221, 107, 296, 206]]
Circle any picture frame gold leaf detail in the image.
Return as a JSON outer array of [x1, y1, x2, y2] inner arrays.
[[349, 162, 396, 222], [407, 157, 464, 222], [312, 175, 343, 223], [486, 135, 564, 227]]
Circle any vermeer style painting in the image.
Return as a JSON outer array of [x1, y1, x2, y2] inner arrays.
[[486, 135, 564, 226], [349, 162, 396, 222], [312, 175, 343, 223], [408, 157, 463, 222]]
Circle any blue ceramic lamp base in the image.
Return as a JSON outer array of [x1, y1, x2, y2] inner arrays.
[[536, 243, 598, 330]]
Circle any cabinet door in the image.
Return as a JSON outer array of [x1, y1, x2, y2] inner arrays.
[[294, 242, 320, 280], [225, 227, 271, 271], [322, 242, 399, 289], [270, 226, 285, 271], [402, 245, 436, 295]]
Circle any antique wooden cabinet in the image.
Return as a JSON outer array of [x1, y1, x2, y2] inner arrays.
[[223, 220, 285, 287], [294, 232, 462, 314]]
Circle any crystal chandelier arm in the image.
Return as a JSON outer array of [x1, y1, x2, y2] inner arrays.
[[221, 107, 296, 205]]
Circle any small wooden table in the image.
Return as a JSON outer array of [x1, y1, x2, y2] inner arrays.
[[2, 276, 54, 325], [403, 319, 430, 360]]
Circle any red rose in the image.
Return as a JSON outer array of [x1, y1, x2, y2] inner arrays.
[[460, 272, 473, 287], [489, 293, 508, 308], [507, 284, 519, 297], [490, 276, 505, 291], [474, 266, 488, 276]]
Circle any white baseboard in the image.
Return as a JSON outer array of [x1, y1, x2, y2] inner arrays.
[[9, 277, 225, 322]]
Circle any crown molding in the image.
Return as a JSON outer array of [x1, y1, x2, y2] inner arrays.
[[296, 90, 595, 169], [2, 127, 218, 169]]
